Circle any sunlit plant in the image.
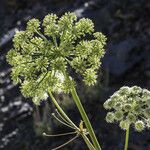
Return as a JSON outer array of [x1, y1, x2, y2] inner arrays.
[[7, 12, 106, 150], [104, 86, 150, 150], [6, 12, 150, 150]]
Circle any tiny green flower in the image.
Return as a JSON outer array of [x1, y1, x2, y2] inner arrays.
[[83, 69, 97, 86], [114, 102, 122, 110], [135, 120, 145, 132], [26, 19, 40, 33], [124, 104, 132, 111], [119, 86, 130, 95], [127, 113, 136, 123], [142, 89, 150, 100], [106, 112, 115, 123], [115, 111, 124, 121], [119, 120, 130, 130], [131, 86, 142, 95], [103, 99, 115, 110]]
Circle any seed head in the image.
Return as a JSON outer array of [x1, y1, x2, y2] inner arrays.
[[104, 86, 150, 131]]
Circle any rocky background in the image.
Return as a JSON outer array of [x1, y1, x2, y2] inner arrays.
[[0, 0, 150, 150]]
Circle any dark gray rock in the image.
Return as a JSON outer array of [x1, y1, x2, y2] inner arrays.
[[102, 38, 143, 76], [0, 28, 17, 48]]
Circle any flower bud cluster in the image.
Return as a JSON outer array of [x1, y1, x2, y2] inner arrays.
[[7, 12, 106, 105], [104, 86, 150, 132]]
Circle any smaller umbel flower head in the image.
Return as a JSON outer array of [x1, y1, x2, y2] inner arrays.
[[7, 12, 107, 105], [103, 86, 150, 132]]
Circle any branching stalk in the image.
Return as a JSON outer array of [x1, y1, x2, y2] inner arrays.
[[48, 90, 96, 150], [48, 90, 78, 130], [43, 131, 77, 137], [51, 113, 76, 129], [52, 135, 79, 150], [35, 30, 48, 41], [55, 109, 73, 125]]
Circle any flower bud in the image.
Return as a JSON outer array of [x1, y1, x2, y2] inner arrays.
[[142, 89, 150, 98], [106, 112, 115, 123], [127, 113, 136, 123], [114, 102, 122, 110], [132, 86, 142, 95], [119, 120, 130, 130], [124, 104, 132, 111], [115, 111, 124, 121], [103, 99, 115, 109], [26, 19, 40, 32], [119, 86, 130, 95], [110, 94, 120, 101], [103, 100, 110, 110], [135, 120, 145, 132]]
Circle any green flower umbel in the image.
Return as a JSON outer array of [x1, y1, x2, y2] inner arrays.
[[104, 86, 150, 150], [7, 12, 106, 105], [104, 86, 150, 131]]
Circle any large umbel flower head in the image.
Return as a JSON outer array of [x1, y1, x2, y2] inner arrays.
[[7, 12, 106, 105], [104, 86, 150, 132]]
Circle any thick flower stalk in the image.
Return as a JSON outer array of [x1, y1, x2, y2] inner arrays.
[[7, 12, 106, 150], [104, 86, 150, 150]]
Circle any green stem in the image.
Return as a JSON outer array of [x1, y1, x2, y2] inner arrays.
[[43, 131, 77, 137], [82, 134, 96, 150], [124, 127, 130, 150], [71, 87, 101, 150], [51, 113, 76, 129], [48, 90, 77, 130], [52, 36, 58, 47], [35, 30, 48, 41], [52, 135, 79, 150], [48, 90, 95, 150]]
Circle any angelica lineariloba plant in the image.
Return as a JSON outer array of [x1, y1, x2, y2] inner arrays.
[[104, 86, 150, 150], [7, 12, 106, 150]]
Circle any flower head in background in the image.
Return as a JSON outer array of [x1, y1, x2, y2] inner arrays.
[[7, 12, 106, 105], [104, 86, 150, 132]]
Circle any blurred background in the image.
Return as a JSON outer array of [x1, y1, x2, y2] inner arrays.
[[0, 0, 150, 150]]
